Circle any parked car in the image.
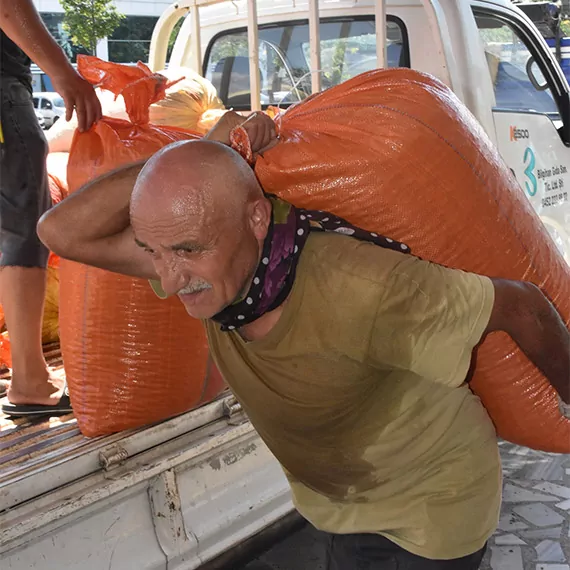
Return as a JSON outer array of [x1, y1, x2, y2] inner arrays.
[[34, 109, 45, 130], [32, 92, 65, 128]]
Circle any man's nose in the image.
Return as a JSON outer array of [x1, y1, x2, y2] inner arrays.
[[154, 260, 186, 297]]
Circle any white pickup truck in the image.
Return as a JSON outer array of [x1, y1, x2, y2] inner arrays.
[[1, 0, 569, 569]]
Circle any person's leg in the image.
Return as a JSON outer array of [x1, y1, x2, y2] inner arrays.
[[0, 77, 64, 407], [0, 268, 65, 405], [326, 532, 486, 570]]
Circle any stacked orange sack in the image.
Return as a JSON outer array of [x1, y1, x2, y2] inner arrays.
[[250, 69, 570, 453], [43, 151, 72, 345], [43, 158, 67, 346], [60, 56, 226, 437]]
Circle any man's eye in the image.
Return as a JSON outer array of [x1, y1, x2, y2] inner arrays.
[[176, 247, 194, 255], [144, 248, 156, 255]]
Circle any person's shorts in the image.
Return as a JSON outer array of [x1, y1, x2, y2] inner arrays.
[[0, 76, 51, 268]]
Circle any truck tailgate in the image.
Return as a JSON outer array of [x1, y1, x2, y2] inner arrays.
[[0, 344, 234, 512]]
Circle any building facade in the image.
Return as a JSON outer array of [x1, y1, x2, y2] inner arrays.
[[32, 0, 172, 89]]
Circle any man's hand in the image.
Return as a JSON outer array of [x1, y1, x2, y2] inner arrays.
[[0, 0, 101, 131], [205, 110, 278, 155], [485, 279, 570, 405], [51, 71, 102, 132], [239, 112, 279, 154]]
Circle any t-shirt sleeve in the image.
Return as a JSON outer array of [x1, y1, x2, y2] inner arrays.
[[149, 279, 168, 299], [366, 256, 495, 387]]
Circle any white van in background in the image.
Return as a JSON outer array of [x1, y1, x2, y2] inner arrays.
[[33, 92, 65, 128]]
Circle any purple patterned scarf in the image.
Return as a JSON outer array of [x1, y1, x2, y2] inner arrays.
[[212, 195, 410, 331]]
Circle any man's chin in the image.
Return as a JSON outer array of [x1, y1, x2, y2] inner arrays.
[[177, 296, 219, 320], [182, 305, 216, 320]]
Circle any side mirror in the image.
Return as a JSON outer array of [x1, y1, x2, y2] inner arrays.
[[527, 57, 549, 91]]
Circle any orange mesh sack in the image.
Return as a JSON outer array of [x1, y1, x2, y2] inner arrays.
[[250, 69, 570, 453], [42, 161, 68, 345], [60, 56, 226, 437]]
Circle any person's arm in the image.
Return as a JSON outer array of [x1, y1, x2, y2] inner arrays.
[[485, 279, 570, 405], [364, 252, 569, 408], [204, 110, 277, 153], [37, 112, 278, 278], [0, 0, 101, 131], [37, 161, 157, 279]]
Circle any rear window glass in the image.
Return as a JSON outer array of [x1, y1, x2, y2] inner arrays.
[[205, 17, 408, 110]]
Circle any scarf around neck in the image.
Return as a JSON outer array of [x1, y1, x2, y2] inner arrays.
[[212, 195, 410, 331]]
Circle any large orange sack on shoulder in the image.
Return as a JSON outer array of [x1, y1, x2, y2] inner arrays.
[[60, 56, 225, 437], [252, 69, 570, 453]]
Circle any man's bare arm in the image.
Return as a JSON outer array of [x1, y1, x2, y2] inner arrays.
[[485, 279, 570, 405], [37, 162, 157, 280], [37, 112, 278, 279]]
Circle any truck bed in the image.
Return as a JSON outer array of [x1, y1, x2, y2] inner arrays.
[[0, 344, 87, 507], [0, 345, 292, 569], [0, 344, 241, 512]]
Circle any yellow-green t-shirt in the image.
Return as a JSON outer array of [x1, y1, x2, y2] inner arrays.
[[204, 232, 501, 560]]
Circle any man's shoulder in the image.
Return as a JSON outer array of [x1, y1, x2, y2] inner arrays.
[[300, 231, 410, 286]]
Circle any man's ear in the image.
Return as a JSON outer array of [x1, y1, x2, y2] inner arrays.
[[249, 197, 272, 240]]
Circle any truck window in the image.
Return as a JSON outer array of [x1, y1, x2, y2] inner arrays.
[[475, 14, 559, 120], [205, 17, 409, 110]]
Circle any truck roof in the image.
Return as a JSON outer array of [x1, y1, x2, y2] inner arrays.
[[168, 0, 519, 28]]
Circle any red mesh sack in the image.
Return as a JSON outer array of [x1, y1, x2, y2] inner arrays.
[[249, 69, 570, 453], [60, 56, 226, 437]]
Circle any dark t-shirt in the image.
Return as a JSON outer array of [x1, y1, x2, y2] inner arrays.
[[0, 30, 32, 86]]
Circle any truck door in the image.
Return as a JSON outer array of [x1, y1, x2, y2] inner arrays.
[[474, 6, 570, 263]]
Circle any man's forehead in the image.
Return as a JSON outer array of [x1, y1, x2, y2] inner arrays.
[[134, 176, 218, 216], [132, 209, 218, 248]]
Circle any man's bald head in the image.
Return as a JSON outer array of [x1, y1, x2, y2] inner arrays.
[[130, 140, 272, 320], [132, 139, 264, 221]]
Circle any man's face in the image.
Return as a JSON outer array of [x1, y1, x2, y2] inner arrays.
[[132, 194, 265, 320]]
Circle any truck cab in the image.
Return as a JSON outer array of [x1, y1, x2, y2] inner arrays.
[[150, 0, 570, 264]]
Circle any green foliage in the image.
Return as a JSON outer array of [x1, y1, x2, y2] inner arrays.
[[61, 0, 125, 55], [108, 16, 157, 63], [168, 18, 184, 56]]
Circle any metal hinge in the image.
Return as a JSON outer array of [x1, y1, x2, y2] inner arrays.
[[99, 445, 129, 470], [223, 396, 245, 425]]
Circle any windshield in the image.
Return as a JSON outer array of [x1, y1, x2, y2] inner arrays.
[[205, 18, 408, 109]]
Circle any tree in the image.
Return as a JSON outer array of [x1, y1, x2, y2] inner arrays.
[[61, 0, 125, 56]]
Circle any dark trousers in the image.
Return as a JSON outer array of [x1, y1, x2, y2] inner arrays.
[[325, 532, 486, 570]]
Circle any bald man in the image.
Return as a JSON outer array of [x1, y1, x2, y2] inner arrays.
[[38, 111, 570, 570]]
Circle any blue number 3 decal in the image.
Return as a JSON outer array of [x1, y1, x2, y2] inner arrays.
[[524, 147, 537, 196]]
